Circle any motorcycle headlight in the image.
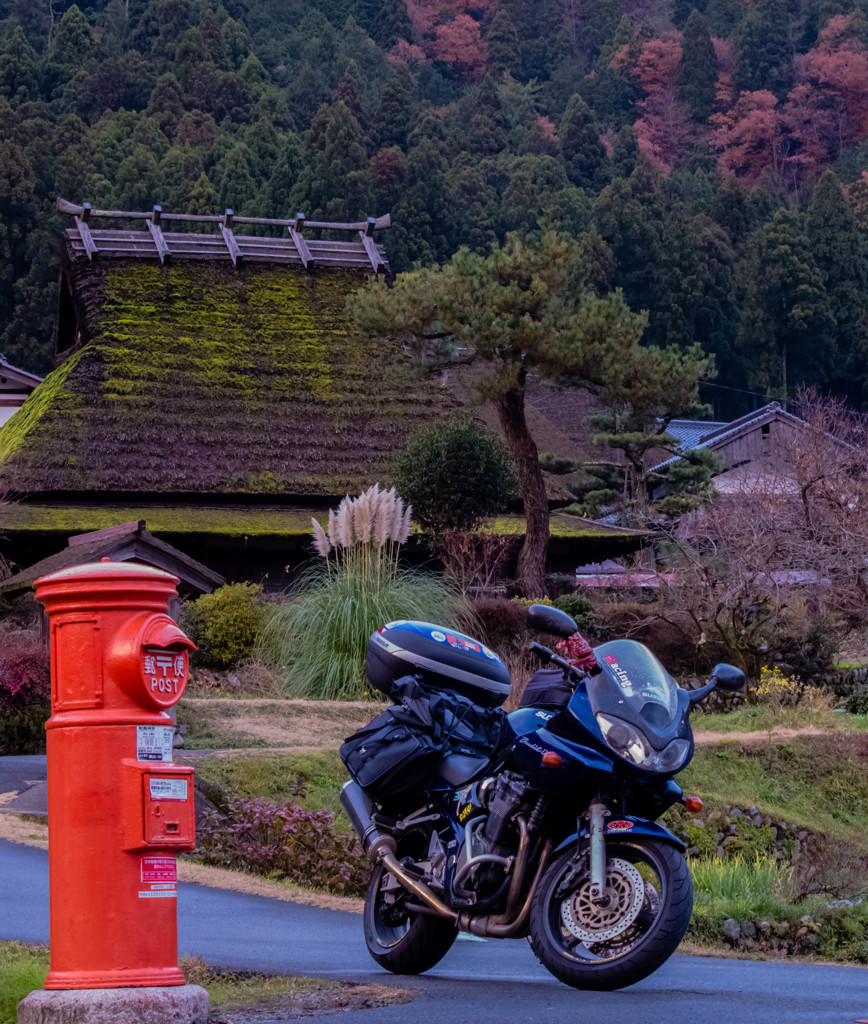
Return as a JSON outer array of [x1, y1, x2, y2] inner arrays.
[[595, 713, 691, 773]]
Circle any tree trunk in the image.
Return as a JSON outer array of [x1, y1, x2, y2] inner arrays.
[[495, 376, 549, 597]]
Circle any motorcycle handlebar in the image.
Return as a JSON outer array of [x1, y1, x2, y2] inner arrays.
[[529, 642, 584, 681]]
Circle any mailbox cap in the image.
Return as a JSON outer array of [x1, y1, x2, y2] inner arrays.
[[36, 561, 180, 587]]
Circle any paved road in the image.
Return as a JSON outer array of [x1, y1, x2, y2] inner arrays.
[[2, 839, 866, 1024]]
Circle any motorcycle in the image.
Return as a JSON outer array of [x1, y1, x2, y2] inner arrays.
[[340, 604, 745, 991]]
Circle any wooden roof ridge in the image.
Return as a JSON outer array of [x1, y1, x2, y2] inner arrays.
[[57, 197, 390, 274], [0, 519, 225, 598]]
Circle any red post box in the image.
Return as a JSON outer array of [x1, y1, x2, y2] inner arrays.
[[34, 561, 197, 990]]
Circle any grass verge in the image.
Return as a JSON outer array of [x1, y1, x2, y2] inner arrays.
[[692, 705, 868, 734], [678, 733, 868, 845], [0, 945, 411, 1024]]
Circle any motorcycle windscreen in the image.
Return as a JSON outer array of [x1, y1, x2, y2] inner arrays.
[[589, 640, 679, 730]]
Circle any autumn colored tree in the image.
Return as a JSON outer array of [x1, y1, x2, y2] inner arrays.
[[710, 90, 783, 184], [433, 15, 487, 80], [348, 232, 656, 596]]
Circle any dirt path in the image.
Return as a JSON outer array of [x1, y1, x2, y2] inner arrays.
[[694, 725, 832, 745]]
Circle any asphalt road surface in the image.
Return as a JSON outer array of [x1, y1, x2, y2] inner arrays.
[[2, 838, 866, 1024]]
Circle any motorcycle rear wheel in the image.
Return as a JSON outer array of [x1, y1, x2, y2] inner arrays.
[[528, 839, 692, 991], [363, 856, 458, 975]]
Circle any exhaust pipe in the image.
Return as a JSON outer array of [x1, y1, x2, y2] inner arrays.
[[340, 782, 458, 923]]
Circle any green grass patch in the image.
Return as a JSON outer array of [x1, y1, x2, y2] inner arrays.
[[692, 705, 868, 733], [0, 942, 49, 1024], [690, 855, 796, 919], [679, 734, 868, 844], [194, 751, 349, 818], [176, 710, 271, 750]]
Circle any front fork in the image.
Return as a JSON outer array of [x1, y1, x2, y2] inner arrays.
[[587, 801, 608, 903]]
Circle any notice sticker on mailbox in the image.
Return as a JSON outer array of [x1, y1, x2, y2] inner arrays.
[[136, 725, 174, 763], [149, 777, 188, 801], [139, 855, 177, 899]]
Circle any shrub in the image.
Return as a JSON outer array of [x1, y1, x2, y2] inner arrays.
[[552, 593, 593, 628], [755, 666, 803, 709], [0, 631, 51, 755], [538, 452, 577, 475], [471, 597, 529, 655], [195, 794, 369, 895], [844, 687, 868, 715], [391, 415, 515, 533], [183, 584, 272, 668], [261, 485, 470, 699]]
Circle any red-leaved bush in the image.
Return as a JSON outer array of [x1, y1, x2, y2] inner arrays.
[[0, 631, 51, 754], [196, 796, 370, 896]]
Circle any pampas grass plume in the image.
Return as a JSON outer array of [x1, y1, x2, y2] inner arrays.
[[311, 517, 331, 557]]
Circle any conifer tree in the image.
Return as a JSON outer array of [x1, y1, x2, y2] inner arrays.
[[373, 0, 413, 50], [559, 93, 608, 190], [0, 25, 39, 105], [677, 10, 718, 120], [485, 7, 520, 79], [806, 170, 868, 395], [45, 4, 95, 96], [349, 232, 706, 595], [735, 0, 793, 98]]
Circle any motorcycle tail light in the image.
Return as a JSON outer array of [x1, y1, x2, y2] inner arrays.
[[684, 797, 704, 813]]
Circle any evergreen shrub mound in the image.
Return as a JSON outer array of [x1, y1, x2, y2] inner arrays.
[[844, 688, 868, 715], [0, 629, 50, 755], [183, 583, 272, 668]]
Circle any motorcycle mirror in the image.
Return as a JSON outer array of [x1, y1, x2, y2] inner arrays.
[[710, 663, 746, 692], [527, 604, 578, 638]]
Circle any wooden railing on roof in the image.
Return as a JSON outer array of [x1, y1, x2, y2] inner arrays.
[[57, 198, 390, 273]]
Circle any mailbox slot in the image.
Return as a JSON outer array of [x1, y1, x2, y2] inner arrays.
[[121, 760, 196, 851]]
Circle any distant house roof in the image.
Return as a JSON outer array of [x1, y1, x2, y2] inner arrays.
[[660, 418, 728, 452], [0, 520, 224, 598], [650, 402, 810, 472], [0, 356, 43, 390], [0, 200, 455, 500]]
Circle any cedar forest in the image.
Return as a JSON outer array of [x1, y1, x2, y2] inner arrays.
[[2, 0, 868, 416]]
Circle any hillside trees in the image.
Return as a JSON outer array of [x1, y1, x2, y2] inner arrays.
[[349, 231, 707, 595]]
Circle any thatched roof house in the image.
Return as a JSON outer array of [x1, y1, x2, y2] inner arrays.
[[0, 200, 645, 581]]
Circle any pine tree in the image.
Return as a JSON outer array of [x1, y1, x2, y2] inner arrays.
[[559, 93, 608, 190], [45, 4, 95, 96], [677, 10, 718, 120], [376, 67, 417, 149]]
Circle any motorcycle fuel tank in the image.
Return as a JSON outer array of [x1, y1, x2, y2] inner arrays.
[[365, 621, 511, 708]]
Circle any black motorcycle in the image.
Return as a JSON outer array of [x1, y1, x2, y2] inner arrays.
[[340, 605, 744, 990]]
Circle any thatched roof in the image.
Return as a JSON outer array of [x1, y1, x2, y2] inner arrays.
[[0, 249, 454, 498]]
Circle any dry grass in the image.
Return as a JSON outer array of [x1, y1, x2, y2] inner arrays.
[[177, 698, 381, 749]]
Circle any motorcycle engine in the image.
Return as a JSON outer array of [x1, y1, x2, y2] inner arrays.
[[452, 772, 527, 906]]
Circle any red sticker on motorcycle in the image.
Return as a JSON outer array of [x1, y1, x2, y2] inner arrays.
[[607, 820, 635, 831]]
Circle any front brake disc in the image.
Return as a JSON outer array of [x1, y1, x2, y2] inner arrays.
[[560, 858, 646, 943]]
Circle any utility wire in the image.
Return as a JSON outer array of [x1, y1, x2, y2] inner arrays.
[[699, 380, 777, 400]]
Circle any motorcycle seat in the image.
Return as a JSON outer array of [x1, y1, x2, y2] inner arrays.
[[438, 753, 489, 786]]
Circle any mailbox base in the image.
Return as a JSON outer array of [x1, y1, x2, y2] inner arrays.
[[17, 985, 209, 1024]]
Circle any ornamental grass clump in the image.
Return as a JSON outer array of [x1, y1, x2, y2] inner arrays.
[[261, 484, 469, 700]]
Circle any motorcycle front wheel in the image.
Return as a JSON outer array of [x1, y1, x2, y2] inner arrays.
[[363, 831, 458, 975], [528, 838, 693, 991]]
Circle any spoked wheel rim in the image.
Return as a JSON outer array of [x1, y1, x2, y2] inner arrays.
[[546, 844, 668, 964]]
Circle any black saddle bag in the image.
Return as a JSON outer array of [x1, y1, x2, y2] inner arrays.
[[339, 710, 441, 798], [519, 668, 573, 709]]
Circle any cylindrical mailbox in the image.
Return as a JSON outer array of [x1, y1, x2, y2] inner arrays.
[[34, 562, 197, 990]]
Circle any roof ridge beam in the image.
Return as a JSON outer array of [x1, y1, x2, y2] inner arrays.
[[288, 213, 313, 270], [75, 203, 98, 261], [359, 217, 386, 273], [148, 205, 170, 264], [221, 209, 243, 267]]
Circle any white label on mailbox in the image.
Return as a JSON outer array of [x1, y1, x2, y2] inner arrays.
[[138, 890, 178, 899], [149, 778, 187, 801], [136, 725, 174, 763]]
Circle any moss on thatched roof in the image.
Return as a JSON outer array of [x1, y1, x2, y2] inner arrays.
[[0, 257, 454, 497], [0, 504, 646, 542]]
